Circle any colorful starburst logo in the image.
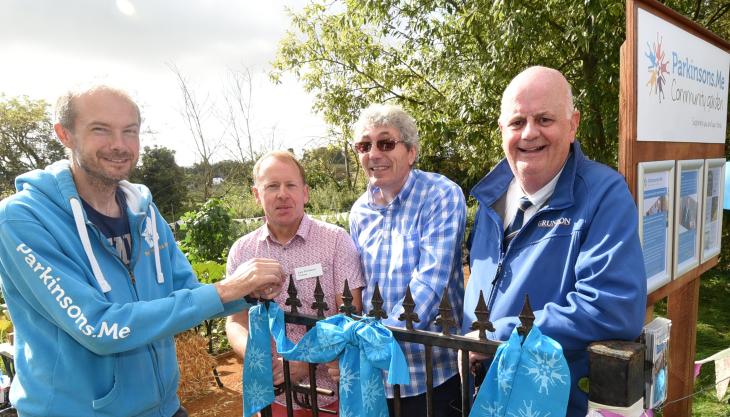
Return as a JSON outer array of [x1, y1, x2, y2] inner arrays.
[[645, 33, 670, 102]]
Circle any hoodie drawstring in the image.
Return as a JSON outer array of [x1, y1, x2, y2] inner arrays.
[[69, 198, 112, 293], [69, 197, 166, 292], [148, 209, 164, 284]]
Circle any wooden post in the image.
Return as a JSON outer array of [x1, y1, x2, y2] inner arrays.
[[620, 1, 728, 416], [664, 272, 701, 416]]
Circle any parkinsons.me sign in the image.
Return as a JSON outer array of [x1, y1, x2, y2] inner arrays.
[[637, 7, 730, 143]]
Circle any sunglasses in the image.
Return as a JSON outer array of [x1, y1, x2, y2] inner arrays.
[[352, 138, 405, 153]]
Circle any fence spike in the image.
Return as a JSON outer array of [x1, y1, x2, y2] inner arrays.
[[339, 279, 356, 317], [285, 274, 302, 314], [517, 294, 535, 336], [398, 286, 420, 331], [367, 283, 388, 320], [470, 290, 495, 340], [435, 287, 457, 336], [311, 276, 329, 317]]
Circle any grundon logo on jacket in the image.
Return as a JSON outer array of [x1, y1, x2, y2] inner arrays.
[[15, 243, 131, 339], [537, 217, 572, 228]]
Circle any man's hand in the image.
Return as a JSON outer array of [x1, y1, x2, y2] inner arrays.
[[272, 357, 285, 386], [458, 330, 494, 381], [325, 360, 339, 383], [272, 357, 310, 386], [215, 258, 284, 303]]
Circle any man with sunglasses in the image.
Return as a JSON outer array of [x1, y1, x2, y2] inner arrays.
[[462, 66, 647, 417], [349, 104, 466, 417]]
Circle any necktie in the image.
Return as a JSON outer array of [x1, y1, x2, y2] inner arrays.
[[504, 196, 532, 249], [243, 303, 410, 417]]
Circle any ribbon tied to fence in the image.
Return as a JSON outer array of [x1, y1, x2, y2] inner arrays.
[[243, 302, 410, 417], [470, 325, 570, 417]]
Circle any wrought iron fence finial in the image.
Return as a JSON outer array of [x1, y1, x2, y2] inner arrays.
[[517, 294, 535, 336], [470, 290, 495, 340], [311, 276, 329, 317], [367, 283, 388, 320], [285, 274, 302, 314], [398, 286, 421, 331], [339, 279, 356, 317], [435, 287, 457, 336]]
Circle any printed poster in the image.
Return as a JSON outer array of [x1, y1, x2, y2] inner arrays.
[[704, 166, 721, 251], [642, 170, 671, 291], [675, 163, 701, 277], [701, 161, 725, 261]]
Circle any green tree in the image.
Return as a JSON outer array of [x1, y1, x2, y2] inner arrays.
[[301, 144, 360, 189], [273, 0, 730, 189], [211, 159, 252, 187], [131, 146, 188, 223], [0, 95, 65, 194]]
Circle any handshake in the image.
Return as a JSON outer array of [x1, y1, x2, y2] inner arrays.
[[214, 258, 285, 303]]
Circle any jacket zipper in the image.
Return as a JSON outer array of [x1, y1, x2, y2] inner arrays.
[[129, 213, 166, 400], [486, 203, 538, 312], [487, 258, 503, 311], [85, 211, 166, 400]]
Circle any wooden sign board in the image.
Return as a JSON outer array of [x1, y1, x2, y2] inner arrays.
[[636, 9, 729, 143], [619, 1, 729, 416]]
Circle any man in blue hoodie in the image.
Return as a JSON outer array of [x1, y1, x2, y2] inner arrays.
[[0, 85, 284, 417], [462, 67, 647, 417]]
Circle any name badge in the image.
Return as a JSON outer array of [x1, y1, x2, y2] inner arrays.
[[294, 263, 324, 280]]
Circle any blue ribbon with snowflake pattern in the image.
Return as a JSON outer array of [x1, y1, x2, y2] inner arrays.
[[243, 302, 410, 417], [470, 325, 570, 417]]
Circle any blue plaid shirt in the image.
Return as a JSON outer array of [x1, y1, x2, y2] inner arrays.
[[349, 169, 466, 398]]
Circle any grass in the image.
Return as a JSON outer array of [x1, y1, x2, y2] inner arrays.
[[684, 217, 729, 416], [691, 263, 730, 416], [651, 218, 729, 416]]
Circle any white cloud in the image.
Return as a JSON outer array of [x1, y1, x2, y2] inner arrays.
[[0, 0, 327, 166]]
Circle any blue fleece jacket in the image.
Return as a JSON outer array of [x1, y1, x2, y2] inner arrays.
[[463, 142, 647, 417], [0, 161, 245, 417]]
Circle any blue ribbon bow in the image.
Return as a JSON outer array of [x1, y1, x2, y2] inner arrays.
[[470, 326, 570, 417], [243, 303, 410, 417]]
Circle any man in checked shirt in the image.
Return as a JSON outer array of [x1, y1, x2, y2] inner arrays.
[[349, 103, 466, 417]]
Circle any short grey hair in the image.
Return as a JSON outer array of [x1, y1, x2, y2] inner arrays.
[[55, 85, 141, 132], [353, 104, 419, 151]]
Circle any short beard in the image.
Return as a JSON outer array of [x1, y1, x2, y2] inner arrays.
[[72, 151, 134, 191]]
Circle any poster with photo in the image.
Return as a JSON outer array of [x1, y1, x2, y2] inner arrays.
[[638, 161, 675, 293], [701, 158, 726, 262], [674, 160, 703, 278]]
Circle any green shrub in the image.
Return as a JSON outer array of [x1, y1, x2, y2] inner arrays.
[[231, 218, 265, 238], [307, 182, 361, 214], [309, 212, 350, 229], [191, 261, 227, 284], [179, 199, 234, 263], [220, 185, 263, 219]]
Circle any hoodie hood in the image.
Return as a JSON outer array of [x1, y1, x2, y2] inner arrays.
[[15, 160, 152, 214], [14, 160, 164, 292]]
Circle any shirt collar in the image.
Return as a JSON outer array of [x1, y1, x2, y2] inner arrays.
[[506, 155, 567, 209], [257, 214, 312, 244], [367, 169, 417, 208], [527, 164, 565, 208]]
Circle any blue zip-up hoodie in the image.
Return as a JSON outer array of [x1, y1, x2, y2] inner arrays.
[[463, 142, 647, 417], [0, 161, 245, 417]]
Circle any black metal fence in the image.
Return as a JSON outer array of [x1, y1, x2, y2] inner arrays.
[[251, 275, 537, 417]]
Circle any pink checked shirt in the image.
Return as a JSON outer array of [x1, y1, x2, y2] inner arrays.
[[227, 214, 365, 408]]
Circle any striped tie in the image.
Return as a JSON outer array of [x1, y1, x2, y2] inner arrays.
[[504, 196, 532, 249]]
